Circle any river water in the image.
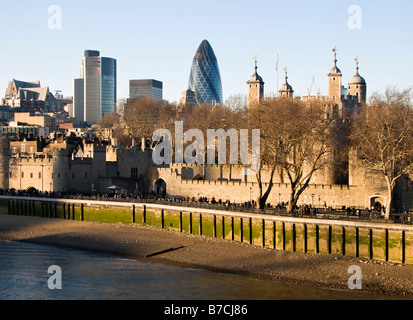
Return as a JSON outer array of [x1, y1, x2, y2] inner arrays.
[[0, 241, 393, 300]]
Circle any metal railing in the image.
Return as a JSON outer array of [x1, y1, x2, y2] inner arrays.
[[1, 190, 412, 225]]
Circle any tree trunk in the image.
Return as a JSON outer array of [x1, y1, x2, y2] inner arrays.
[[385, 183, 393, 220], [256, 166, 276, 210], [286, 184, 297, 213]]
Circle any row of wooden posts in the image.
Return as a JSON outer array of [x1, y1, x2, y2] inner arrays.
[[5, 198, 409, 263]]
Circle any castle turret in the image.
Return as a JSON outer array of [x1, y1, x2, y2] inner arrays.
[[348, 58, 367, 104], [328, 48, 343, 101], [278, 68, 294, 99], [247, 58, 265, 107]]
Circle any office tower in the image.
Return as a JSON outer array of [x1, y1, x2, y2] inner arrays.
[[73, 50, 117, 124], [129, 79, 163, 100], [73, 79, 84, 122], [188, 40, 223, 105], [101, 57, 117, 117]]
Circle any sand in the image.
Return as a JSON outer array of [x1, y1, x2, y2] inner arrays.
[[1, 214, 413, 299]]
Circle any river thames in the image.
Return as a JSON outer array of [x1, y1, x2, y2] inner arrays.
[[0, 241, 391, 300]]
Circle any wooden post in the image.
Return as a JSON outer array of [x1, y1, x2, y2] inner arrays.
[[81, 204, 84, 221], [356, 227, 359, 258], [402, 230, 406, 264], [222, 216, 225, 239], [72, 204, 75, 220], [303, 224, 308, 253], [63, 203, 66, 219], [132, 205, 136, 223], [213, 215, 217, 238], [189, 212, 192, 234], [328, 225, 332, 254], [262, 219, 266, 248], [273, 221, 276, 250], [369, 229, 373, 260], [143, 205, 146, 224], [54, 202, 57, 219], [179, 211, 183, 232], [316, 224, 319, 254], [292, 223, 296, 252], [282, 222, 286, 251], [41, 202, 44, 218], [249, 217, 253, 245], [7, 199, 10, 215], [385, 229, 389, 262], [342, 227, 346, 256], [240, 218, 243, 243], [199, 214, 202, 235], [161, 209, 164, 229], [231, 217, 234, 241]]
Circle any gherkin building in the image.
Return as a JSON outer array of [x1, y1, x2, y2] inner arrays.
[[188, 40, 223, 105]]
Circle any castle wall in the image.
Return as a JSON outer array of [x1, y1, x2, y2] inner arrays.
[[156, 160, 394, 210]]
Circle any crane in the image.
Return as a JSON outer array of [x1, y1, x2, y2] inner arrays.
[[307, 75, 321, 98]]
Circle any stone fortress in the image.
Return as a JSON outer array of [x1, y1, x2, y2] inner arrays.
[[0, 52, 410, 212]]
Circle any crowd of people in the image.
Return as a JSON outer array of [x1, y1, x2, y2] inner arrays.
[[2, 188, 407, 222]]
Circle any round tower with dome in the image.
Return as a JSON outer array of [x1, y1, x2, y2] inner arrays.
[[348, 58, 367, 104]]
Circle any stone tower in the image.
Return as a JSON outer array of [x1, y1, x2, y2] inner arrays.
[[278, 68, 294, 99], [328, 48, 342, 101], [348, 58, 367, 104], [247, 59, 265, 107]]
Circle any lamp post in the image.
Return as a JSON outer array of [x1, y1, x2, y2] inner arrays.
[[278, 193, 281, 215], [312, 194, 315, 215]]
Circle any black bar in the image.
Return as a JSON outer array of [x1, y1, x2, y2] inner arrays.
[[189, 212, 192, 234], [304, 224, 308, 253], [240, 218, 243, 243], [273, 221, 276, 250], [262, 219, 265, 247], [356, 227, 359, 258], [222, 216, 225, 239], [249, 217, 253, 245], [231, 217, 234, 241]]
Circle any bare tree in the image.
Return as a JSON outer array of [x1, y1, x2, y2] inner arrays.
[[249, 98, 337, 211], [123, 98, 177, 148], [350, 88, 413, 218]]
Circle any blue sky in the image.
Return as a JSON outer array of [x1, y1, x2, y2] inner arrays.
[[0, 0, 411, 104]]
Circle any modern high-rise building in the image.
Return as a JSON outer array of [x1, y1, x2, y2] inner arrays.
[[188, 40, 223, 105], [129, 79, 163, 100], [73, 50, 117, 124]]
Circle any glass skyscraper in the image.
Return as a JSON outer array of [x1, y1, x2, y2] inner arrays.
[[188, 40, 223, 105], [101, 57, 117, 117], [129, 79, 163, 100]]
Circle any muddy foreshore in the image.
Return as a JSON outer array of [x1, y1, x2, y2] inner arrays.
[[1, 214, 412, 299]]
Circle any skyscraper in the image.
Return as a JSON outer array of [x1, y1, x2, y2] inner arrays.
[[188, 40, 223, 105], [129, 79, 163, 100], [73, 50, 117, 124]]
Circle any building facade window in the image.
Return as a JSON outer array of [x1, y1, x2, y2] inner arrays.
[[131, 167, 138, 178]]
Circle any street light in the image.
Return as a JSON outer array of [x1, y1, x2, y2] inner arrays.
[[312, 193, 315, 215], [278, 193, 281, 215]]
